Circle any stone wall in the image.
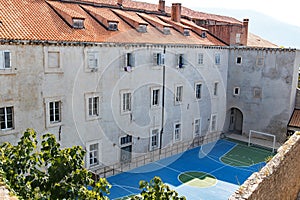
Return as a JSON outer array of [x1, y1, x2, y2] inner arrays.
[[229, 133, 300, 200]]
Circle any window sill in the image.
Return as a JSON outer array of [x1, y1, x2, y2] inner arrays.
[[0, 69, 17, 75], [0, 129, 18, 136], [120, 111, 132, 116], [152, 65, 163, 70], [86, 116, 101, 121], [47, 121, 62, 128]]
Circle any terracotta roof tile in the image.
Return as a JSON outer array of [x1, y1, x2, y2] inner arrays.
[[289, 109, 300, 128], [247, 33, 278, 48], [0, 0, 226, 45]]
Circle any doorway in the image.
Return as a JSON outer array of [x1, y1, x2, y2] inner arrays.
[[229, 108, 243, 134]]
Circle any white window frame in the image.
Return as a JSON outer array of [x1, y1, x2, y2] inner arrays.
[[236, 33, 241, 44], [150, 128, 160, 151], [87, 51, 99, 71], [0, 106, 14, 131], [153, 52, 165, 66], [120, 134, 133, 146], [210, 114, 217, 132], [121, 90, 132, 114], [44, 47, 63, 74], [44, 97, 63, 128], [0, 50, 11, 69], [233, 87, 240, 96], [194, 118, 201, 137], [215, 53, 221, 65], [151, 87, 161, 108], [174, 122, 181, 142], [213, 82, 219, 96], [175, 85, 183, 104], [49, 101, 61, 124], [86, 140, 101, 169], [85, 93, 100, 121], [197, 53, 204, 65], [195, 82, 202, 100], [124, 52, 135, 72], [177, 54, 186, 68], [236, 56, 242, 65]]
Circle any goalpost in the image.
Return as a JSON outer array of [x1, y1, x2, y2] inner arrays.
[[248, 130, 276, 153]]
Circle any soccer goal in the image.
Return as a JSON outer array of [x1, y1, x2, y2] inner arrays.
[[248, 130, 276, 153]]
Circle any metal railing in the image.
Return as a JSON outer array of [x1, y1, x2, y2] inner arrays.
[[93, 132, 221, 178]]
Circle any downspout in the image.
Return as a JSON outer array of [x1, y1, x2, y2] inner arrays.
[[160, 46, 166, 154]]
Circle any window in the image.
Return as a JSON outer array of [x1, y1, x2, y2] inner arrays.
[[0, 51, 11, 69], [89, 97, 99, 117], [197, 53, 204, 65], [194, 118, 201, 137], [256, 57, 264, 66], [49, 101, 61, 124], [73, 18, 84, 29], [87, 51, 99, 70], [177, 54, 185, 68], [195, 83, 202, 100], [138, 24, 147, 33], [253, 87, 262, 98], [175, 85, 183, 103], [121, 92, 132, 113], [150, 129, 159, 150], [154, 53, 165, 66], [0, 106, 14, 130], [236, 56, 242, 64], [48, 51, 60, 68], [108, 22, 118, 31], [236, 33, 241, 44], [213, 82, 218, 96], [124, 53, 135, 71], [151, 88, 160, 107], [120, 135, 132, 145], [215, 53, 221, 65], [183, 29, 190, 36], [211, 114, 217, 132], [89, 143, 99, 166], [163, 27, 171, 35], [233, 87, 240, 96], [174, 123, 181, 142]]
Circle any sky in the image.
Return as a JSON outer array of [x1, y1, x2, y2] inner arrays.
[[140, 0, 300, 28]]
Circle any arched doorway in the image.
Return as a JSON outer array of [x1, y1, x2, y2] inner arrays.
[[229, 108, 243, 134]]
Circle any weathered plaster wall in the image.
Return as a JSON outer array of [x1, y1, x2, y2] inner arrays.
[[226, 48, 299, 142], [0, 43, 228, 169], [229, 132, 300, 200]]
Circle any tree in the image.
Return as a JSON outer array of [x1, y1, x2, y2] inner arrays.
[[132, 176, 186, 200], [0, 128, 111, 200]]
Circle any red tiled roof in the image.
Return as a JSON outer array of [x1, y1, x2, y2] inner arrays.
[[288, 109, 300, 128], [0, 0, 226, 45], [247, 33, 278, 48]]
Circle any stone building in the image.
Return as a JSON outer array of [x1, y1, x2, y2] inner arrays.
[[0, 0, 299, 172]]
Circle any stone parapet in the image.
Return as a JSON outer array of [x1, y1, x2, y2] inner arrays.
[[229, 132, 300, 200]]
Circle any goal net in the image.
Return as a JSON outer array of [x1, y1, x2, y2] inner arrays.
[[248, 130, 276, 153]]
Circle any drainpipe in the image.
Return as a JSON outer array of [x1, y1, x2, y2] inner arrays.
[[160, 46, 166, 154]]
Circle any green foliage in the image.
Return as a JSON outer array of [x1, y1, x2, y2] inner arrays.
[[131, 176, 186, 200], [0, 128, 111, 200]]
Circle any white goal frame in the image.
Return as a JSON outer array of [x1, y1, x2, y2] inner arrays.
[[248, 130, 276, 153]]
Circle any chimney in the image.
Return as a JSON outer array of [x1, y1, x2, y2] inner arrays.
[[117, 0, 123, 6], [158, 0, 165, 12], [243, 18, 249, 44], [171, 3, 181, 22]]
